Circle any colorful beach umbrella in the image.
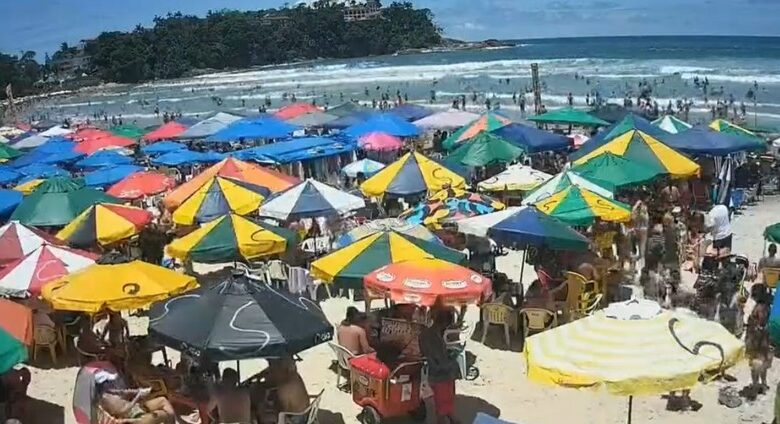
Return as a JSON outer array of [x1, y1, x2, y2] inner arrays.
[[345, 113, 420, 138], [166, 214, 295, 263], [0, 189, 23, 219], [76, 150, 133, 169], [358, 132, 403, 151], [765, 222, 780, 244], [310, 231, 466, 289], [0, 299, 33, 346], [0, 328, 26, 374], [400, 188, 505, 229], [143, 122, 189, 142], [445, 132, 525, 167], [56, 203, 153, 248], [110, 124, 146, 139], [13, 179, 44, 195], [365, 258, 492, 306], [360, 152, 466, 198], [709, 119, 764, 145], [10, 177, 120, 227], [341, 158, 386, 178], [478, 164, 552, 192], [74, 134, 135, 154], [572, 114, 670, 161], [522, 170, 613, 205], [333, 218, 440, 249], [172, 176, 270, 226], [534, 185, 631, 226], [177, 112, 242, 139], [0, 144, 22, 162], [275, 102, 321, 120], [570, 152, 662, 191], [0, 221, 60, 265], [412, 109, 480, 130], [16, 163, 69, 179], [151, 149, 206, 166], [652, 115, 692, 134], [42, 260, 198, 313], [84, 164, 144, 188], [0, 243, 97, 297], [388, 104, 433, 121], [528, 107, 609, 127], [258, 179, 365, 221], [442, 112, 512, 150], [107, 171, 177, 200], [140, 141, 187, 156]]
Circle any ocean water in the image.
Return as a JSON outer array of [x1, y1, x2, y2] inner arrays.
[[32, 36, 780, 129]]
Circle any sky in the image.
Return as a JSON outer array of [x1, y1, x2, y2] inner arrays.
[[1, 0, 779, 56]]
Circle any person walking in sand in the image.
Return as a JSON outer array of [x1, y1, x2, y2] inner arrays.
[[746, 284, 772, 396]]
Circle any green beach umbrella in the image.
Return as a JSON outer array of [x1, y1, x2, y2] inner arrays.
[[652, 115, 692, 134], [110, 124, 147, 139], [0, 327, 26, 374], [522, 170, 614, 205], [571, 152, 662, 191], [709, 119, 765, 146], [528, 107, 609, 127], [764, 223, 780, 244], [534, 185, 632, 226], [10, 177, 120, 227], [442, 112, 512, 150], [445, 132, 525, 167], [0, 144, 22, 162]]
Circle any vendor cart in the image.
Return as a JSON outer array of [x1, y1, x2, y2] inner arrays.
[[349, 353, 426, 424]]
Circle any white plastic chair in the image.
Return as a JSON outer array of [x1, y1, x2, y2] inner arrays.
[[277, 390, 323, 424], [328, 342, 355, 391]]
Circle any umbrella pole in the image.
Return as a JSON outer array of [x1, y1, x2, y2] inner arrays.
[[237, 360, 241, 380], [627, 396, 633, 424], [519, 246, 527, 283]]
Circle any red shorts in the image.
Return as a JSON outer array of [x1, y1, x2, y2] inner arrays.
[[430, 380, 455, 416]]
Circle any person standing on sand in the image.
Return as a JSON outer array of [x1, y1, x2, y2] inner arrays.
[[420, 309, 461, 424], [746, 284, 772, 396]]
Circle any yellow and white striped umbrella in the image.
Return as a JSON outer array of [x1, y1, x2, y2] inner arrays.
[[524, 304, 744, 396]]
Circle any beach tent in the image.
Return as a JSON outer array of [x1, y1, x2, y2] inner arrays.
[[0, 189, 22, 219], [388, 104, 433, 121], [358, 132, 403, 151], [142, 122, 189, 142], [572, 113, 669, 161], [177, 112, 242, 139], [172, 176, 270, 226], [528, 107, 609, 127], [274, 102, 321, 120], [333, 218, 439, 249], [107, 172, 176, 200], [84, 165, 144, 188], [442, 112, 512, 150], [413, 109, 480, 130], [570, 152, 661, 191], [652, 115, 692, 134], [10, 177, 119, 227], [259, 179, 365, 221], [0, 243, 97, 297], [360, 152, 466, 198], [709, 119, 765, 145], [522, 170, 613, 205], [206, 117, 298, 142], [445, 132, 525, 168], [76, 150, 133, 169], [345, 113, 420, 138], [56, 203, 153, 248], [478, 164, 552, 192], [534, 185, 631, 226], [74, 134, 136, 154], [110, 124, 147, 139], [16, 163, 69, 179], [399, 187, 505, 230], [342, 158, 385, 178], [285, 111, 339, 128], [665, 126, 762, 156], [492, 123, 571, 153], [140, 141, 187, 156]]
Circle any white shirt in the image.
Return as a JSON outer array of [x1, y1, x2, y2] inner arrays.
[[707, 204, 731, 241]]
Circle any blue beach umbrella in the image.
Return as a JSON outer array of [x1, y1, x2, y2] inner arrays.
[[8, 151, 49, 169], [141, 141, 187, 156], [324, 111, 378, 130], [151, 150, 206, 167], [33, 139, 77, 154], [16, 163, 69, 179], [206, 117, 298, 143], [84, 164, 144, 187], [345, 113, 420, 138], [0, 189, 23, 219], [76, 151, 134, 169], [0, 167, 21, 185], [199, 151, 227, 163], [492, 123, 571, 153], [341, 158, 386, 178], [39, 149, 85, 165], [665, 126, 763, 156]]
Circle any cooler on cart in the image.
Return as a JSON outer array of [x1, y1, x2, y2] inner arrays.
[[349, 353, 426, 424]]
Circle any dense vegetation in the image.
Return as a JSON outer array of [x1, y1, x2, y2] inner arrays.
[[0, 1, 441, 98]]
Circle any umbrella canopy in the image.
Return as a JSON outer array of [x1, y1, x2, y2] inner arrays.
[[324, 111, 377, 130], [13, 179, 44, 195], [666, 126, 763, 156], [311, 231, 466, 289], [478, 164, 552, 192], [328, 102, 373, 118], [492, 123, 571, 153], [207, 117, 298, 142], [388, 104, 433, 121], [166, 214, 295, 263], [0, 299, 33, 346], [570, 152, 662, 191], [141, 141, 187, 155], [56, 203, 153, 247], [525, 300, 743, 396], [573, 129, 700, 179], [39, 125, 73, 137], [163, 158, 297, 210], [341, 158, 386, 178], [107, 171, 177, 200], [84, 165, 144, 188], [0, 167, 20, 185], [110, 124, 147, 139], [709, 119, 764, 145], [149, 273, 332, 361], [345, 113, 420, 137], [522, 170, 613, 205], [8, 151, 48, 168], [764, 223, 780, 243], [0, 328, 26, 374], [173, 176, 270, 226], [75, 135, 136, 155], [151, 149, 206, 166], [285, 111, 338, 127], [399, 188, 505, 229], [76, 151, 133, 169], [0, 144, 22, 162], [10, 177, 120, 226], [42, 260, 198, 313], [0, 189, 23, 219], [0, 244, 97, 297], [10, 133, 50, 150], [16, 163, 69, 179], [177, 112, 242, 139], [457, 206, 591, 250], [143, 122, 189, 142], [33, 139, 77, 154], [259, 178, 365, 221], [365, 258, 491, 306], [652, 115, 692, 134], [360, 152, 466, 198], [358, 132, 403, 151], [412, 109, 480, 130], [275, 102, 321, 120], [333, 218, 440, 249], [445, 132, 525, 167], [38, 149, 85, 165], [572, 113, 670, 161], [0, 221, 60, 265], [528, 107, 609, 127], [442, 112, 512, 150], [534, 185, 631, 226]]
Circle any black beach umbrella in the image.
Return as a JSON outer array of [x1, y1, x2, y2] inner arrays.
[[149, 271, 333, 362]]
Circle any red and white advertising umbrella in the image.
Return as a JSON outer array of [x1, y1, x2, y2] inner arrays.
[[0, 221, 61, 266], [0, 244, 97, 297]]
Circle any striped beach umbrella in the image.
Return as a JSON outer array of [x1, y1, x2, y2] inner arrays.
[[360, 152, 466, 198], [522, 170, 613, 205], [173, 176, 270, 226], [259, 179, 365, 221], [56, 203, 153, 248], [534, 185, 631, 226], [652, 115, 692, 134], [442, 112, 512, 150], [0, 243, 97, 297], [400, 188, 505, 229], [570, 152, 662, 191]]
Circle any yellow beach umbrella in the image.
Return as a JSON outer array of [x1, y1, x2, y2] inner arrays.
[[534, 185, 631, 226], [172, 176, 269, 226], [41, 260, 198, 312], [14, 179, 44, 195], [360, 152, 465, 198]]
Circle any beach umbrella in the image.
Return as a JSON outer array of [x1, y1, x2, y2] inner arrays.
[[10, 177, 120, 227], [534, 185, 631, 226], [665, 127, 762, 156], [570, 152, 662, 191], [572, 129, 700, 179], [341, 158, 386, 178], [442, 112, 512, 150], [0, 327, 26, 374], [151, 149, 206, 166], [75, 134, 136, 154], [358, 132, 403, 151], [311, 231, 466, 289], [572, 113, 669, 161], [13, 179, 44, 195], [492, 123, 571, 153], [0, 127, 25, 138], [324, 111, 377, 130], [33, 138, 77, 154], [0, 143, 22, 162], [140, 140, 187, 155], [286, 111, 339, 128], [274, 102, 321, 120], [328, 102, 373, 118], [143, 122, 189, 142], [478, 164, 552, 192], [528, 107, 609, 127], [365, 258, 491, 306], [525, 299, 743, 423], [177, 112, 242, 139], [166, 214, 295, 263], [149, 273, 332, 361], [0, 243, 97, 297], [445, 132, 525, 167], [0, 167, 20, 185], [206, 117, 298, 142], [7, 150, 48, 168], [11, 133, 50, 150], [765, 223, 780, 244], [709, 119, 764, 145], [198, 150, 226, 163], [0, 135, 7, 144], [70, 128, 111, 142], [400, 187, 505, 229], [84, 164, 144, 188], [258, 178, 365, 221], [172, 176, 270, 226], [42, 260, 198, 313], [345, 113, 421, 138], [522, 170, 613, 205], [38, 125, 73, 137], [0, 189, 23, 219], [76, 150, 133, 169], [16, 163, 69, 180], [107, 171, 177, 200], [388, 104, 433, 121], [110, 124, 147, 139], [333, 218, 440, 249], [412, 109, 480, 130], [0, 299, 33, 346], [652, 115, 692, 134], [360, 152, 466, 198], [56, 203, 153, 248], [163, 158, 297, 211], [0, 221, 61, 265], [38, 149, 85, 165]]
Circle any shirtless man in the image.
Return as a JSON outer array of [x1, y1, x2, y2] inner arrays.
[[208, 368, 252, 424], [99, 387, 175, 424], [251, 356, 311, 423], [336, 307, 373, 355]]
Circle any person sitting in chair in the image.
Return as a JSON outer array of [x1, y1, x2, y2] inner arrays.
[[208, 368, 252, 424], [251, 356, 310, 423], [337, 307, 374, 356]]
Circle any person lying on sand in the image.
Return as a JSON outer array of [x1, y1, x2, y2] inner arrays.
[[99, 387, 176, 424]]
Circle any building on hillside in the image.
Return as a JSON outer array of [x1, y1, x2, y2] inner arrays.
[[260, 10, 292, 25], [343, 0, 381, 21], [52, 41, 93, 79]]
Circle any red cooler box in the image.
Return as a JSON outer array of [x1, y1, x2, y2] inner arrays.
[[349, 353, 425, 422]]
